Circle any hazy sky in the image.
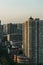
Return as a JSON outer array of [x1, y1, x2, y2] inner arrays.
[[0, 0, 43, 24]]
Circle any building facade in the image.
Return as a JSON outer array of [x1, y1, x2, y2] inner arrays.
[[3, 23, 22, 48], [0, 20, 3, 44], [22, 17, 43, 64]]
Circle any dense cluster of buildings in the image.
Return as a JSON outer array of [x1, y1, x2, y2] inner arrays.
[[0, 17, 43, 65], [3, 23, 22, 48]]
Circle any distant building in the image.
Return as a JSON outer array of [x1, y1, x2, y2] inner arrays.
[[3, 23, 22, 48], [3, 23, 15, 34], [0, 20, 3, 44]]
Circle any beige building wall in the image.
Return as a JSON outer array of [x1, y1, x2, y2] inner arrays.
[[22, 20, 30, 58], [7, 34, 10, 41]]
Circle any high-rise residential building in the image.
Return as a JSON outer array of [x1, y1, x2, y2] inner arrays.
[[22, 17, 37, 64], [22, 17, 43, 65]]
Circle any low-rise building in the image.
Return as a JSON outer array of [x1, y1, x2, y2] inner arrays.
[[14, 55, 29, 64]]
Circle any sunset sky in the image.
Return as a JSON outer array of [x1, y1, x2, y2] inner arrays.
[[0, 0, 43, 24]]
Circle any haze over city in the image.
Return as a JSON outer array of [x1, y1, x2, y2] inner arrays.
[[0, 0, 43, 24], [0, 0, 43, 65]]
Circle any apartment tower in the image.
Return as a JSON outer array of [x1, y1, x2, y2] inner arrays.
[[23, 17, 43, 65]]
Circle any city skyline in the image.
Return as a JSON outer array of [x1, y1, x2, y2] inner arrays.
[[0, 0, 43, 24]]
